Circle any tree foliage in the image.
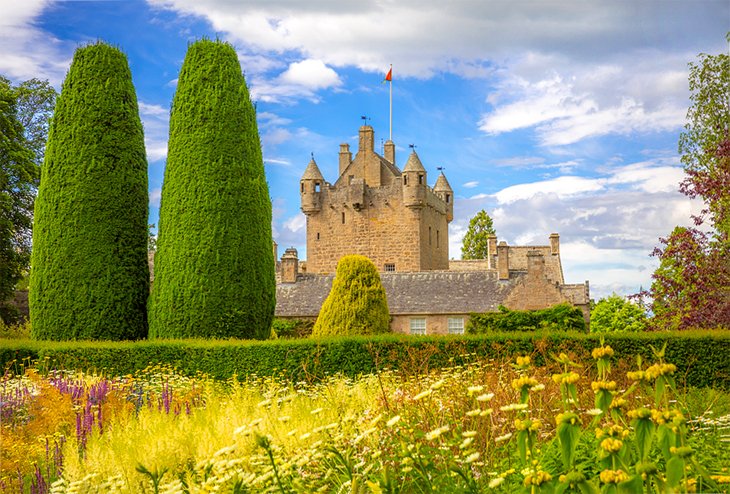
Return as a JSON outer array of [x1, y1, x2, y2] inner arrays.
[[461, 209, 496, 260], [312, 255, 391, 337], [647, 47, 730, 330], [590, 294, 647, 332], [30, 42, 149, 340], [0, 79, 38, 322], [13, 78, 56, 166], [149, 39, 275, 340]]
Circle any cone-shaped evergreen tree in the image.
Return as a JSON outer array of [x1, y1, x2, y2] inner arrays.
[[30, 42, 149, 340], [149, 39, 275, 339], [312, 255, 391, 337]]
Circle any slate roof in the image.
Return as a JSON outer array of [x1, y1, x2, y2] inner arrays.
[[275, 271, 523, 318]]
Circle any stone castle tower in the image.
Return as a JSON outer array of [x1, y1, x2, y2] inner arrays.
[[300, 125, 453, 274]]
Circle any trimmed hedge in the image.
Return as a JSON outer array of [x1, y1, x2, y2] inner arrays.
[[467, 303, 586, 333], [149, 39, 275, 340], [2, 331, 729, 389], [312, 255, 390, 337], [30, 42, 149, 340]]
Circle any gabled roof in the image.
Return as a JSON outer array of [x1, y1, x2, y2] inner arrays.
[[275, 271, 523, 317]]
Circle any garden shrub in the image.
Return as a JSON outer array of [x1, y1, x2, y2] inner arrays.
[[2, 331, 728, 389], [148, 39, 275, 340], [30, 42, 149, 341], [467, 303, 586, 333], [312, 255, 390, 337], [272, 318, 315, 339]]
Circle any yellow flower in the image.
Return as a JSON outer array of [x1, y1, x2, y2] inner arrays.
[[645, 363, 676, 379], [552, 372, 580, 385], [627, 407, 652, 420], [516, 356, 531, 367], [511, 376, 539, 391], [599, 469, 629, 484], [524, 471, 552, 486], [591, 380, 617, 392], [600, 438, 623, 453], [413, 389, 433, 401], [592, 346, 615, 359]]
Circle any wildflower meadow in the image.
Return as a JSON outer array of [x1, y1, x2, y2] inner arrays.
[[2, 341, 729, 493]]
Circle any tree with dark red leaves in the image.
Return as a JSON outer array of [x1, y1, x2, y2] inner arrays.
[[647, 47, 730, 330]]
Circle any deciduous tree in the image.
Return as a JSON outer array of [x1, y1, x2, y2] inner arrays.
[[461, 209, 496, 260], [590, 294, 647, 332]]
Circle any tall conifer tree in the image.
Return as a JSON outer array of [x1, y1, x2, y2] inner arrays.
[[149, 39, 275, 339], [30, 42, 149, 340]]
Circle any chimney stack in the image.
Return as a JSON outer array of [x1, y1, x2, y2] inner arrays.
[[384, 140, 395, 164], [497, 241, 510, 280], [487, 234, 498, 269], [526, 250, 546, 279], [339, 143, 351, 176], [280, 247, 299, 283], [550, 233, 560, 255]]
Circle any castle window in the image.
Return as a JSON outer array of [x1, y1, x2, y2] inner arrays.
[[342, 212, 345, 224], [418, 174, 424, 185], [446, 193, 450, 204], [384, 263, 396, 272], [349, 175, 354, 184], [403, 175, 408, 186], [316, 232, 320, 240], [448, 317, 464, 335], [436, 230, 440, 248], [315, 182, 321, 192], [410, 318, 426, 335], [300, 182, 304, 193]]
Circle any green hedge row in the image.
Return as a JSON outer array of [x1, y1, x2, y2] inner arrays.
[[467, 303, 587, 333], [1, 331, 729, 388]]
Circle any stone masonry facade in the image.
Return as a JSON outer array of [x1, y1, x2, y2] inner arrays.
[[300, 125, 452, 274]]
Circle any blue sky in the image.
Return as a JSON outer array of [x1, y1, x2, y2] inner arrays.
[[1, 0, 728, 298]]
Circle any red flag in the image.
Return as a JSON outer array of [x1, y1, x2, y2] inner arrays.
[[383, 67, 392, 83]]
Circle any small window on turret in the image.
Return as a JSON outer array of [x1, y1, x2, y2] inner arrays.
[[342, 212, 345, 224], [418, 174, 424, 185], [403, 175, 408, 186], [317, 232, 320, 240], [301, 182, 304, 193], [437, 230, 440, 248], [446, 193, 450, 204], [315, 182, 321, 192]]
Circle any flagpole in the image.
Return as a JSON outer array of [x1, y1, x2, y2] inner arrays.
[[389, 64, 393, 141]]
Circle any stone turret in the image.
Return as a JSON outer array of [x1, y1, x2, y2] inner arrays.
[[433, 172, 454, 222], [402, 150, 427, 208], [300, 157, 324, 215]]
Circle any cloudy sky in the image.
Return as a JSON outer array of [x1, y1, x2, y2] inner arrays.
[[1, 0, 728, 298]]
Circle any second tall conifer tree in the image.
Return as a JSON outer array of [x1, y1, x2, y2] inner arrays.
[[149, 40, 275, 339]]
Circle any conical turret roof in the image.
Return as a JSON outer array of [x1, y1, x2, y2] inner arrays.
[[434, 172, 453, 192], [301, 157, 324, 181], [402, 151, 426, 173]]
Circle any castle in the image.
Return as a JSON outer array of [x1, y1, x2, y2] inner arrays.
[[275, 125, 590, 334]]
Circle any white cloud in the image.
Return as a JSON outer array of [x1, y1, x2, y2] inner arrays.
[[138, 101, 169, 163], [0, 0, 71, 84], [494, 176, 604, 204], [278, 59, 341, 90], [149, 187, 162, 206], [462, 181, 478, 188]]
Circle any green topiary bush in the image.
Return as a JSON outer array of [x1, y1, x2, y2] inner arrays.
[[312, 255, 391, 337], [149, 39, 275, 340], [29, 42, 149, 341], [466, 303, 586, 334]]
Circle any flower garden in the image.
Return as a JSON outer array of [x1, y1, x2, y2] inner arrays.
[[2, 341, 729, 493]]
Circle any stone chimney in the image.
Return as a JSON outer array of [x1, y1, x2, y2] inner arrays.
[[497, 241, 510, 280], [487, 234, 498, 269], [550, 233, 560, 255], [527, 250, 546, 279], [358, 125, 374, 154], [384, 140, 395, 164], [339, 143, 351, 176], [280, 247, 299, 283]]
